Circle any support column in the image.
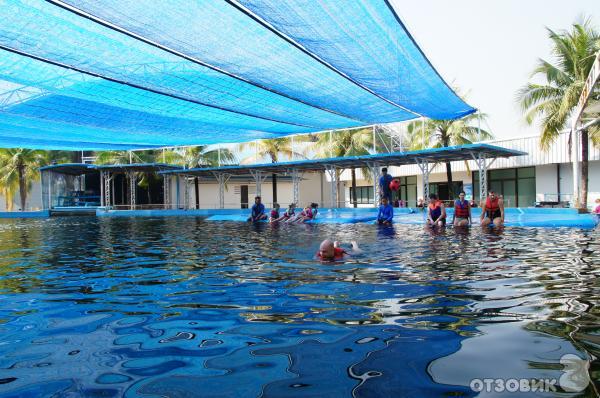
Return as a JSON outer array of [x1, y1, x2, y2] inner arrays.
[[183, 177, 189, 210], [572, 126, 580, 208], [100, 170, 105, 207], [212, 172, 231, 209], [163, 175, 170, 209], [290, 169, 302, 205], [128, 172, 136, 210], [324, 165, 337, 208], [470, 152, 495, 203], [249, 170, 268, 198], [416, 159, 434, 202], [104, 172, 112, 209], [367, 162, 381, 207], [47, 171, 53, 210]]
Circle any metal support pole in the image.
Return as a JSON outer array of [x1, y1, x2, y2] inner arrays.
[[212, 172, 231, 209], [249, 170, 267, 198], [163, 175, 170, 209], [99, 170, 105, 207], [104, 172, 112, 208], [128, 172, 136, 210], [184, 177, 189, 209], [368, 162, 381, 207], [324, 165, 337, 208], [470, 152, 489, 203], [572, 127, 580, 208], [290, 168, 302, 205], [416, 159, 433, 202], [48, 171, 53, 210]]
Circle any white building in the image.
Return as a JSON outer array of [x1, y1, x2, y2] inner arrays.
[[2, 132, 599, 211]]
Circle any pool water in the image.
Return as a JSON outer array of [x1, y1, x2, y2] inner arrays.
[[0, 218, 598, 397]]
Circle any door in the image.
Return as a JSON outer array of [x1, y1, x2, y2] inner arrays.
[[240, 185, 248, 209]]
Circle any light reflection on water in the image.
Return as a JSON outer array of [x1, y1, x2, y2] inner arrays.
[[0, 217, 597, 397]]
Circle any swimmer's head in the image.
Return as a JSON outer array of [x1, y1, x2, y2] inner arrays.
[[596, 198, 600, 204], [273, 202, 280, 210], [288, 203, 295, 210], [255, 196, 261, 204], [310, 203, 318, 209], [428, 193, 438, 203], [488, 191, 496, 200], [381, 167, 388, 174], [319, 239, 335, 259], [381, 197, 389, 206], [459, 191, 465, 200]]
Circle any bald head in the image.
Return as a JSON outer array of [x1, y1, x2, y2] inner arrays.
[[319, 239, 335, 259]]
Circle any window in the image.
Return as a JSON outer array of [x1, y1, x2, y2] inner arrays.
[[473, 167, 535, 207], [394, 176, 417, 206], [349, 186, 374, 204]]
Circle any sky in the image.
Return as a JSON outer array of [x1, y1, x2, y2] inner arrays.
[[390, 0, 598, 139]]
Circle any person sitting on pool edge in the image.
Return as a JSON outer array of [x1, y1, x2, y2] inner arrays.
[[274, 203, 295, 222], [593, 198, 600, 223], [269, 203, 280, 223], [480, 190, 504, 227], [377, 197, 394, 225], [452, 190, 471, 227], [247, 196, 267, 222], [295, 203, 318, 223], [317, 239, 360, 261], [426, 193, 446, 227]]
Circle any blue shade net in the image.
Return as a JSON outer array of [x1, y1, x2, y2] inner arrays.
[[0, 0, 475, 150]]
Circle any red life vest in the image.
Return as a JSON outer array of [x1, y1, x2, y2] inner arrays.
[[428, 201, 443, 219], [454, 200, 469, 218], [486, 196, 500, 212]]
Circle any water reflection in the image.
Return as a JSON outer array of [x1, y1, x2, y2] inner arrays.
[[0, 218, 597, 396]]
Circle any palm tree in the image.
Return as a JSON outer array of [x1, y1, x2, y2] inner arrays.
[[0, 149, 70, 211], [239, 138, 303, 203], [518, 18, 600, 209], [406, 113, 492, 199], [164, 146, 236, 168], [311, 127, 376, 207]]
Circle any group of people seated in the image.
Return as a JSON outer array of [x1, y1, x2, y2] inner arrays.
[[425, 190, 505, 228], [247, 196, 319, 223], [374, 189, 505, 228]]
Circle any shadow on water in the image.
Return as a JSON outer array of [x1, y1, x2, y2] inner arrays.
[[0, 217, 597, 397]]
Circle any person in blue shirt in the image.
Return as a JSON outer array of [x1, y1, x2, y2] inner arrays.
[[377, 197, 394, 225], [247, 196, 267, 222], [379, 167, 393, 202]]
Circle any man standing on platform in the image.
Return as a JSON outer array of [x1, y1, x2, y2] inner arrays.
[[379, 167, 393, 202]]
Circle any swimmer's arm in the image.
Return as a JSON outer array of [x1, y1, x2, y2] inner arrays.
[[480, 202, 486, 220]]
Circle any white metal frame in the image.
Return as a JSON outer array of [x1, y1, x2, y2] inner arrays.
[[127, 172, 136, 210], [289, 168, 302, 205], [324, 165, 338, 208], [249, 170, 268, 198], [366, 162, 381, 207], [212, 172, 231, 209]]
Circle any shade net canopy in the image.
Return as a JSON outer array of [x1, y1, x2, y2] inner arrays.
[[0, 0, 475, 150]]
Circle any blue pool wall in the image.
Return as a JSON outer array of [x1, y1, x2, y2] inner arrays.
[[91, 207, 599, 229]]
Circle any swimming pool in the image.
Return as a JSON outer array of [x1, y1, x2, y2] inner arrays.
[[0, 217, 597, 396]]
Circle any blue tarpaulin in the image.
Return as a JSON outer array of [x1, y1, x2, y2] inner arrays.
[[0, 0, 475, 150]]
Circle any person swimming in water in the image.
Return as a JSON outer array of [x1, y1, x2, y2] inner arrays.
[[317, 239, 360, 261], [376, 197, 394, 225], [269, 203, 280, 223], [426, 193, 446, 227], [452, 190, 471, 227], [247, 196, 267, 222], [480, 191, 504, 227]]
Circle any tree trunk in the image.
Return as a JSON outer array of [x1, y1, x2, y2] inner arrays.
[[18, 164, 26, 211], [272, 173, 277, 203], [581, 129, 589, 209], [351, 168, 357, 208], [194, 177, 200, 209], [445, 162, 454, 200]]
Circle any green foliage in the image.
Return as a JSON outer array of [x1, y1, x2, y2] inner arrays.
[[517, 18, 600, 149], [0, 149, 70, 210]]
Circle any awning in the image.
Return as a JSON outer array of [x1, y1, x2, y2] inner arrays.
[[0, 0, 474, 150]]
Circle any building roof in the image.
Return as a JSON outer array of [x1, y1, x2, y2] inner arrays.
[[40, 162, 182, 174], [163, 144, 526, 177]]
